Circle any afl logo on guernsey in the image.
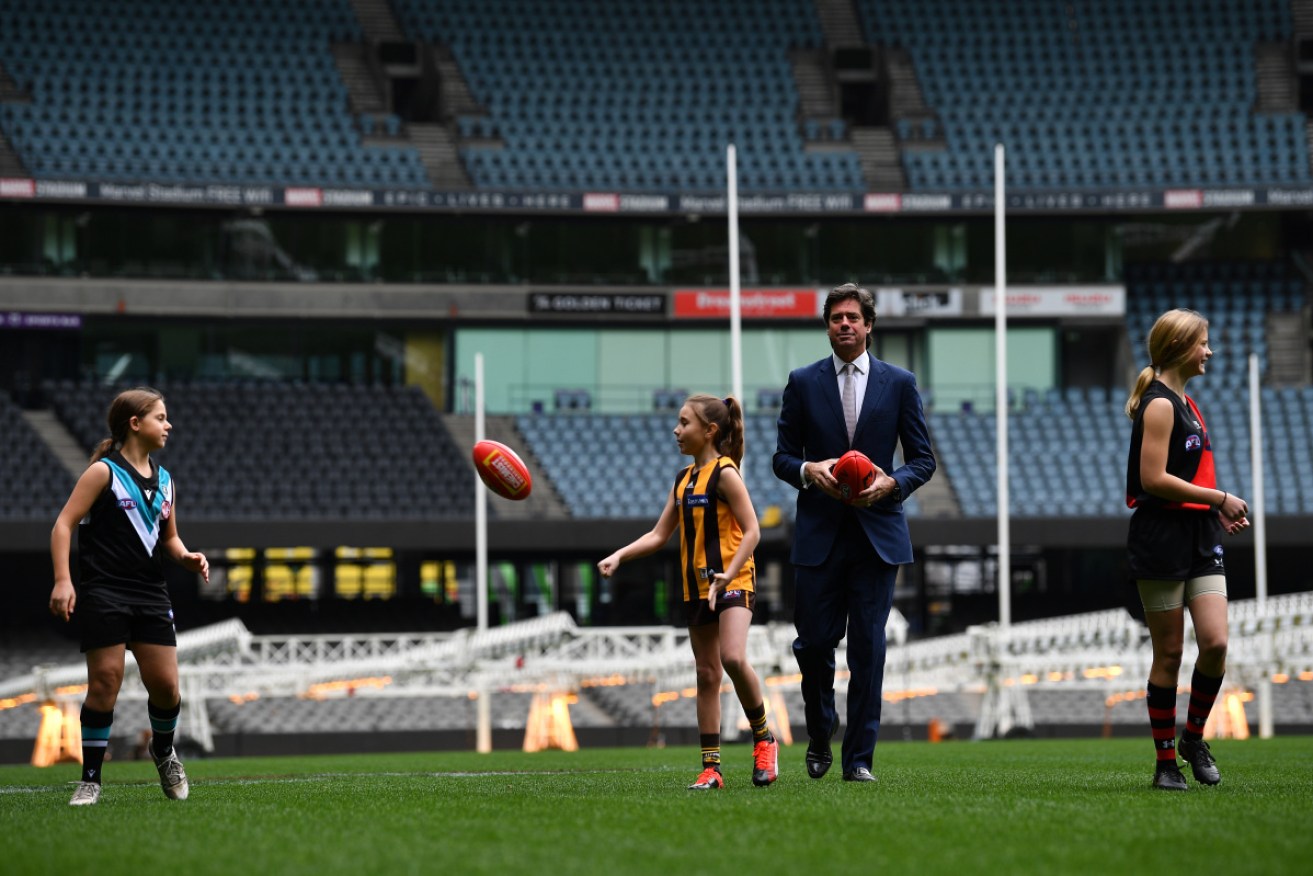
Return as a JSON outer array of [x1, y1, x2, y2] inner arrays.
[[117, 498, 137, 510], [1184, 434, 1202, 451]]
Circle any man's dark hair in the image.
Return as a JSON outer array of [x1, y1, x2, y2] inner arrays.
[[823, 283, 877, 348]]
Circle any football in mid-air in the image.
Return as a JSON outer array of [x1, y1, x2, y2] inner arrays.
[[832, 450, 876, 504], [472, 440, 533, 500]]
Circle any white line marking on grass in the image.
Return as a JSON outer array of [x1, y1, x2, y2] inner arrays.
[[0, 767, 673, 795]]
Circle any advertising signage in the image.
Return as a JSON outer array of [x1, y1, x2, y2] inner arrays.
[[2, 177, 1308, 216]]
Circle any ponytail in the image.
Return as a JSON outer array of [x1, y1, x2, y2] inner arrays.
[[720, 396, 745, 466], [89, 437, 116, 463], [1124, 365, 1158, 421]]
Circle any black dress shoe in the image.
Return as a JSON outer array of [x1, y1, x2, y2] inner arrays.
[[842, 767, 877, 782], [805, 715, 840, 779], [805, 744, 833, 779]]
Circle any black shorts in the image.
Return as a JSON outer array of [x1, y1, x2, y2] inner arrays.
[[684, 589, 756, 628], [77, 590, 177, 653], [1127, 507, 1227, 581]]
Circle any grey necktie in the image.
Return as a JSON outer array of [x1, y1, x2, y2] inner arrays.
[[842, 362, 857, 445]]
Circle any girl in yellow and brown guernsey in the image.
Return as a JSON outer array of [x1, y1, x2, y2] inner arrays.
[[599, 394, 777, 790]]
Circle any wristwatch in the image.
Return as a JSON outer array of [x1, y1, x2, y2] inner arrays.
[[889, 481, 903, 503]]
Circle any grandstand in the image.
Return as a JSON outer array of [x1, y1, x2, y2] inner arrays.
[[2, 0, 1313, 759]]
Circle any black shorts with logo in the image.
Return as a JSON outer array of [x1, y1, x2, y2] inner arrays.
[[77, 588, 177, 652], [684, 588, 756, 628], [1127, 507, 1226, 581]]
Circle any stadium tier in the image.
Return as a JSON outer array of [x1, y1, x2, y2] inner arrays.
[[6, 0, 1304, 194], [860, 0, 1310, 190], [0, 0, 429, 188], [394, 0, 863, 192], [41, 380, 476, 520]]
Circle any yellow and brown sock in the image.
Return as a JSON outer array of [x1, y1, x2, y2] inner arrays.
[[700, 733, 721, 771], [745, 703, 772, 743]]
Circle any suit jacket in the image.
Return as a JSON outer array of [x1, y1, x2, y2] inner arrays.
[[772, 352, 936, 567]]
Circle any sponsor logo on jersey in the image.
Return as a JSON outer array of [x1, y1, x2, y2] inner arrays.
[[684, 495, 711, 507], [1184, 434, 1202, 451], [145, 489, 154, 501], [117, 498, 137, 510]]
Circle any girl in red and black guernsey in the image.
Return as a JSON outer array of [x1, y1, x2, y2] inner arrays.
[[1124, 309, 1249, 791], [598, 394, 777, 791]]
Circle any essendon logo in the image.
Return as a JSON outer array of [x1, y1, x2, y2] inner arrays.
[[0, 178, 36, 198], [1164, 189, 1203, 209], [284, 187, 324, 207], [582, 193, 620, 211]]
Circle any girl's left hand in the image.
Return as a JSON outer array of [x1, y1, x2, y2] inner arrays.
[[708, 572, 733, 610], [181, 551, 209, 583]]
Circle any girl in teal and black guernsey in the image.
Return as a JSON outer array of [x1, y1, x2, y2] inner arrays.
[[49, 387, 209, 806], [1124, 309, 1249, 792]]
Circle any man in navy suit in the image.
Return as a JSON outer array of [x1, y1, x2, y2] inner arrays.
[[773, 283, 936, 782]]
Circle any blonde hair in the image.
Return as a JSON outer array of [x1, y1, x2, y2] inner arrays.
[[685, 394, 745, 465], [1124, 309, 1208, 420], [91, 387, 164, 462]]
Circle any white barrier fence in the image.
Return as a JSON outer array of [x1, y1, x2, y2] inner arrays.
[[4, 592, 1311, 752]]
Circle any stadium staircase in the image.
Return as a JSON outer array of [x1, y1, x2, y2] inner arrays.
[[812, 0, 865, 48], [346, 0, 405, 43], [408, 122, 471, 188], [1254, 41, 1298, 113], [18, 409, 85, 479], [850, 125, 905, 190], [441, 413, 570, 520], [331, 43, 388, 119], [1267, 306, 1313, 384]]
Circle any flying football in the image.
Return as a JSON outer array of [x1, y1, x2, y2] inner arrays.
[[472, 439, 533, 500], [832, 450, 876, 504]]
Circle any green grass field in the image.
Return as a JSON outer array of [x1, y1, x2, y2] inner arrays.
[[2, 737, 1311, 876]]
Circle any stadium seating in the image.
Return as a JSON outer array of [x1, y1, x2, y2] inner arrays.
[[859, 0, 1310, 190], [1, 0, 1308, 194], [41, 380, 475, 520], [0, 0, 429, 188], [515, 411, 920, 522], [931, 261, 1310, 518], [0, 392, 73, 521], [393, 0, 864, 192]]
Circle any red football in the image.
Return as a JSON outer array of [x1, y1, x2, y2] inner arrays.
[[832, 450, 876, 504], [472, 440, 533, 500]]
